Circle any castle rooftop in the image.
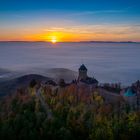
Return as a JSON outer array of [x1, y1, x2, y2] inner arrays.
[[79, 64, 87, 71]]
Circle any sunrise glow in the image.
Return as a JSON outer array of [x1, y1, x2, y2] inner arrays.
[[0, 0, 140, 42], [51, 37, 57, 43]]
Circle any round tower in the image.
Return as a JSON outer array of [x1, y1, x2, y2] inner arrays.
[[78, 64, 88, 81]]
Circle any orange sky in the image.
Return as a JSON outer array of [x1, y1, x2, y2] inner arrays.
[[1, 0, 140, 42], [0, 24, 140, 42]]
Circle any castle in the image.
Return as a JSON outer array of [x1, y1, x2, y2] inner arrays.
[[78, 64, 98, 86], [43, 64, 139, 108]]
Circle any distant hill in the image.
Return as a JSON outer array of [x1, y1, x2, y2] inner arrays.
[[0, 68, 19, 82], [79, 41, 140, 43], [0, 67, 77, 97], [0, 68, 11, 75], [46, 68, 77, 82], [0, 74, 51, 97], [0, 41, 140, 43]]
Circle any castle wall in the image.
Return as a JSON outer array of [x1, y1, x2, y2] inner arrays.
[[78, 70, 87, 80]]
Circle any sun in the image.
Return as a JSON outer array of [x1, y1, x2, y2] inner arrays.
[[51, 36, 57, 43]]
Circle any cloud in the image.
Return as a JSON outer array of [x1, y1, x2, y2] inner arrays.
[[70, 9, 126, 17], [43, 23, 140, 35], [1, 20, 140, 41]]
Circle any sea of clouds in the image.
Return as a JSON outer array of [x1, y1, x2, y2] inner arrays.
[[0, 42, 140, 85]]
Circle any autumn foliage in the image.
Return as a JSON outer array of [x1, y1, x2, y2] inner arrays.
[[0, 84, 140, 140]]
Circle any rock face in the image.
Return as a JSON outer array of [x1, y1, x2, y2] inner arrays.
[[0, 74, 51, 97]]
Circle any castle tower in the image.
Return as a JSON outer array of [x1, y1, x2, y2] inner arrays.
[[78, 64, 88, 81]]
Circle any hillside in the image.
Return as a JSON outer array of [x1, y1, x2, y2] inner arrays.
[[0, 83, 140, 140], [0, 74, 51, 97]]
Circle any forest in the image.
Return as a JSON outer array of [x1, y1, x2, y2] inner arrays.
[[0, 82, 140, 140]]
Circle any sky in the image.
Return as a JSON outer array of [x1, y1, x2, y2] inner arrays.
[[0, 0, 140, 42]]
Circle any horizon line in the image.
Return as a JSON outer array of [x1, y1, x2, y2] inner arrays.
[[0, 40, 140, 43]]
